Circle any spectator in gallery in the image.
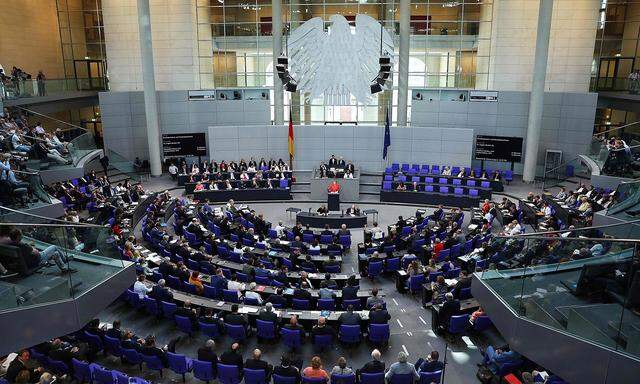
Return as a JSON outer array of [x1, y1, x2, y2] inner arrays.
[[36, 70, 46, 96]]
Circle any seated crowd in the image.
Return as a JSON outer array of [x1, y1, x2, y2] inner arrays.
[[317, 155, 356, 178]]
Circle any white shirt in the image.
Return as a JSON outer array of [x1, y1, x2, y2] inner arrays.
[[508, 223, 522, 236], [134, 280, 151, 299], [245, 290, 263, 304], [227, 280, 246, 293], [274, 224, 285, 237], [35, 125, 45, 135], [543, 206, 552, 217]]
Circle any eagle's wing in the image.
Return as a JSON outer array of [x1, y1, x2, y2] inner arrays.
[[287, 17, 326, 99], [352, 15, 394, 103]]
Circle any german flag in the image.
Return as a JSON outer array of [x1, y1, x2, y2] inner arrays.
[[288, 110, 295, 167]]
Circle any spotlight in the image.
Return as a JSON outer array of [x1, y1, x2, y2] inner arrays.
[[277, 56, 289, 65], [285, 80, 298, 92]]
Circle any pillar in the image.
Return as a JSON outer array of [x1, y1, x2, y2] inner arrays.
[[137, 0, 162, 176], [523, 0, 554, 183], [397, 0, 410, 126], [272, 0, 284, 125]]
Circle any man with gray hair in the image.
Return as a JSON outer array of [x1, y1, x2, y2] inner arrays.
[[358, 349, 385, 377], [245, 282, 264, 305], [150, 278, 173, 303], [438, 292, 460, 331], [385, 352, 419, 382], [197, 339, 217, 364], [258, 302, 278, 323]]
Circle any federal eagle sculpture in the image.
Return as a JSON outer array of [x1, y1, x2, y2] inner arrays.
[[287, 14, 394, 105]]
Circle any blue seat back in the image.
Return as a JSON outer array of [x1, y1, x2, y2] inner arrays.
[[361, 373, 385, 384], [244, 368, 268, 384], [448, 314, 470, 334], [339, 324, 361, 343], [368, 324, 390, 343], [218, 364, 242, 384], [167, 352, 191, 374], [419, 371, 442, 384], [274, 375, 298, 384], [193, 360, 216, 382], [256, 319, 276, 339], [331, 374, 356, 384], [224, 323, 247, 341], [389, 373, 414, 384]]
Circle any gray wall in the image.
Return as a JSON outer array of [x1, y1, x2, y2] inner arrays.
[[412, 91, 597, 175], [100, 90, 596, 176], [208, 125, 474, 172], [99, 90, 270, 161]]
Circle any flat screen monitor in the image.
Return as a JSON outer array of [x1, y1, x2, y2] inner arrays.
[[162, 133, 207, 158], [475, 135, 523, 163]]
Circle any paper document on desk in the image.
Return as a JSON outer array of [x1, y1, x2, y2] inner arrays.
[[239, 307, 259, 314]]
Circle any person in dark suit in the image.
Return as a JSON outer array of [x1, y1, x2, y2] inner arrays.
[[257, 302, 279, 324], [150, 279, 173, 303], [105, 320, 124, 340], [395, 216, 406, 230], [299, 255, 316, 272], [452, 270, 472, 299], [199, 308, 219, 325], [198, 339, 218, 365], [338, 305, 361, 325], [5, 350, 44, 383], [158, 258, 176, 277], [337, 157, 346, 168], [358, 349, 385, 376], [328, 155, 338, 168], [418, 351, 444, 373], [140, 335, 168, 367], [293, 281, 313, 301], [273, 354, 301, 384], [267, 287, 288, 307], [341, 279, 359, 300], [245, 348, 273, 376], [175, 300, 199, 329], [321, 225, 334, 236], [224, 304, 249, 330], [220, 342, 244, 369], [438, 293, 461, 330], [311, 316, 335, 338], [283, 315, 306, 338], [368, 304, 391, 324]]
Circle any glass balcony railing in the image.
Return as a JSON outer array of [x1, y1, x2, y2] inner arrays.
[[0, 207, 124, 312], [107, 149, 148, 182], [69, 132, 99, 166], [587, 122, 640, 177], [0, 77, 106, 100], [479, 229, 640, 360]]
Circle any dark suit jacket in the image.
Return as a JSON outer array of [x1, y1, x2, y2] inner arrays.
[[245, 358, 272, 373], [220, 350, 244, 369], [197, 347, 218, 365], [418, 360, 444, 373], [293, 288, 312, 301], [141, 345, 168, 366], [342, 286, 359, 300], [257, 310, 278, 324], [368, 309, 391, 324], [360, 360, 385, 374], [105, 328, 123, 340], [439, 300, 461, 326], [338, 312, 361, 325], [274, 365, 301, 383], [225, 313, 248, 328], [151, 286, 173, 303], [267, 294, 287, 307]]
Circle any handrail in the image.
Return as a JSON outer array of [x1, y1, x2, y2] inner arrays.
[[12, 169, 39, 176], [15, 106, 88, 133], [493, 234, 640, 243], [593, 121, 640, 138], [0, 221, 106, 229], [0, 205, 104, 227], [494, 217, 640, 238], [543, 155, 580, 176]]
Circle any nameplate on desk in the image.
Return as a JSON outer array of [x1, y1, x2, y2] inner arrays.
[[239, 307, 259, 314], [217, 301, 225, 306]]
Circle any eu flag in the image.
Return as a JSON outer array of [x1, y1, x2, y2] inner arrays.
[[383, 108, 391, 160]]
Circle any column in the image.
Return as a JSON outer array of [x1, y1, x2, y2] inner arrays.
[[272, 0, 284, 125], [397, 0, 410, 126], [137, 0, 162, 176], [522, 0, 554, 183]]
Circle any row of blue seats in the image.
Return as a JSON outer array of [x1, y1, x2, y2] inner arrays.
[[384, 175, 492, 188], [122, 291, 393, 352], [381, 182, 481, 197], [387, 164, 513, 180]]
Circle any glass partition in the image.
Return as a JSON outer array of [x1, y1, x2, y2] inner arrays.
[[0, 208, 124, 313], [69, 132, 98, 165], [479, 235, 639, 360], [589, 122, 640, 177], [0, 170, 52, 209], [107, 149, 147, 182], [0, 78, 105, 101], [608, 180, 640, 215]]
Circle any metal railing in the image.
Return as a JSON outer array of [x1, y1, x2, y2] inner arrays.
[[0, 77, 106, 100]]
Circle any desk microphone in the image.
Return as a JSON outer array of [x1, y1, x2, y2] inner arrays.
[[308, 207, 312, 213], [341, 210, 344, 217]]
